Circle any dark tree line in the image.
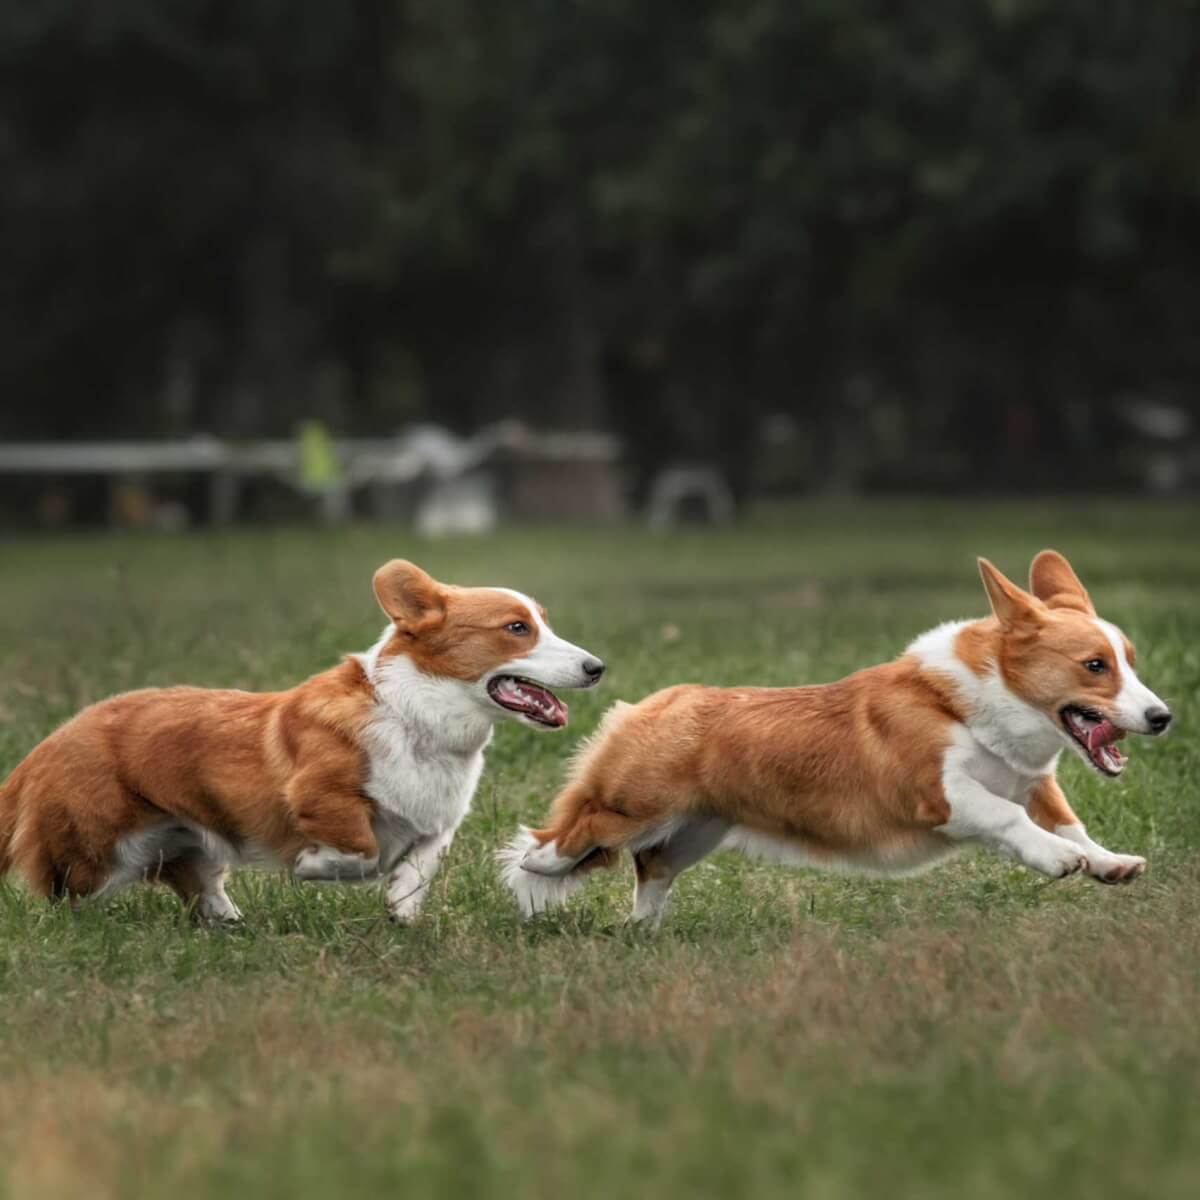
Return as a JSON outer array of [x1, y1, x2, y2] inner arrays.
[[3, 1, 1199, 495]]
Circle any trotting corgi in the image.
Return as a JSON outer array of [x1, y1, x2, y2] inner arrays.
[[499, 551, 1170, 924], [0, 560, 603, 922]]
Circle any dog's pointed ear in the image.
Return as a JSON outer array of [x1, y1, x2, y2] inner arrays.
[[1028, 549, 1095, 615], [978, 558, 1042, 631], [373, 560, 445, 634]]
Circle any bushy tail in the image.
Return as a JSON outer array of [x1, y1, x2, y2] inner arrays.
[[496, 827, 590, 917]]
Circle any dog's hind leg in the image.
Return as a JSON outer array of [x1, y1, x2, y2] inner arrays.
[[158, 852, 242, 923], [521, 804, 659, 877], [498, 785, 662, 917], [288, 770, 381, 882], [632, 816, 729, 927]]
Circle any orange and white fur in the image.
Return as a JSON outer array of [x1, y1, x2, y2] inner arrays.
[[0, 560, 603, 922], [500, 551, 1171, 924]]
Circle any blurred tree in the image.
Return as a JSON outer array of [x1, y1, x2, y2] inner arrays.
[[0, 1, 390, 437], [2, 0, 1199, 496]]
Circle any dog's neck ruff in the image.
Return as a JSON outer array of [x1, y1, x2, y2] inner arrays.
[[908, 619, 1062, 777], [356, 625, 495, 756]]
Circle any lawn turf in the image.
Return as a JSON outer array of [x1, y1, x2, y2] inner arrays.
[[1, 500, 1198, 1199]]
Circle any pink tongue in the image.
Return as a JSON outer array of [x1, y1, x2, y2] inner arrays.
[[1087, 720, 1119, 751]]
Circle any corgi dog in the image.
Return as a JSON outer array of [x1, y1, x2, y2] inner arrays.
[[0, 560, 603, 922], [500, 551, 1171, 925]]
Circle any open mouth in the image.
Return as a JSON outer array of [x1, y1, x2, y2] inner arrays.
[[1061, 706, 1126, 777], [487, 676, 568, 728]]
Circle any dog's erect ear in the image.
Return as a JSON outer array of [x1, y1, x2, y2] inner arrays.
[[373, 560, 446, 633], [1028, 549, 1095, 615], [978, 558, 1042, 631]]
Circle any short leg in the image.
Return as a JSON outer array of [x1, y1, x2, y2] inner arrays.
[[159, 853, 243, 923], [521, 807, 659, 877], [632, 816, 729, 927], [1028, 777, 1145, 885], [938, 773, 1089, 878], [385, 825, 458, 924], [520, 838, 592, 877], [293, 845, 382, 881], [288, 773, 381, 881]]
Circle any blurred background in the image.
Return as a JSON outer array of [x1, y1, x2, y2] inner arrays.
[[2, 0, 1199, 532]]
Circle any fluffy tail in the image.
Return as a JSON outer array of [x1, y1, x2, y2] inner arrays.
[[496, 827, 590, 917]]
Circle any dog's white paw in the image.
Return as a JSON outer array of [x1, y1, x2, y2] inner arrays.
[[293, 847, 326, 879], [294, 846, 378, 882], [1030, 838, 1089, 879], [386, 904, 418, 926], [520, 839, 582, 878], [194, 893, 243, 923], [1085, 852, 1146, 886]]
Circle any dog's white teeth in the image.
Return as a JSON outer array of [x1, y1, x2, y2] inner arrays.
[[1067, 711, 1100, 739]]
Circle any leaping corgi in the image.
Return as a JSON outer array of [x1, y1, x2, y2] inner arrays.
[[0, 560, 604, 922], [499, 551, 1170, 925]]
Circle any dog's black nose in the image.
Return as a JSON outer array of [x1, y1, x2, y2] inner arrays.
[[582, 657, 605, 681], [1146, 707, 1172, 734]]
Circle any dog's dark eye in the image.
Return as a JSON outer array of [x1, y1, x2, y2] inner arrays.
[[506, 621, 531, 636], [1083, 658, 1107, 674]]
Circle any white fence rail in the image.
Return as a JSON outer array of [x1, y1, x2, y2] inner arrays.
[[0, 423, 621, 527]]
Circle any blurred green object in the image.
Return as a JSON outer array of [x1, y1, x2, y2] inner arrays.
[[298, 421, 342, 493]]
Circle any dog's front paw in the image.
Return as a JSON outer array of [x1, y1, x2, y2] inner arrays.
[[193, 894, 243, 924], [1085, 852, 1146, 886], [386, 900, 421, 926], [1031, 838, 1089, 879]]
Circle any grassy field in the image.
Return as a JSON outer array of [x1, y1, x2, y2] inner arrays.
[[1, 500, 1198, 1200]]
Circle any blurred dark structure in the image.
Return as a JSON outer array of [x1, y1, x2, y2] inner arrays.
[[2, 1, 1200, 513]]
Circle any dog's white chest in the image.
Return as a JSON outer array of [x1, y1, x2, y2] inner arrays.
[[954, 729, 1043, 803], [945, 720, 1060, 806], [360, 713, 488, 837]]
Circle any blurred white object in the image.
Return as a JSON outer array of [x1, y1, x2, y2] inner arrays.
[[415, 474, 498, 537], [0, 422, 621, 527], [1120, 401, 1190, 440], [647, 466, 735, 529], [1117, 399, 1195, 493]]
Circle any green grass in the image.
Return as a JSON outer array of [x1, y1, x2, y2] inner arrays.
[[1, 499, 1199, 1200]]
